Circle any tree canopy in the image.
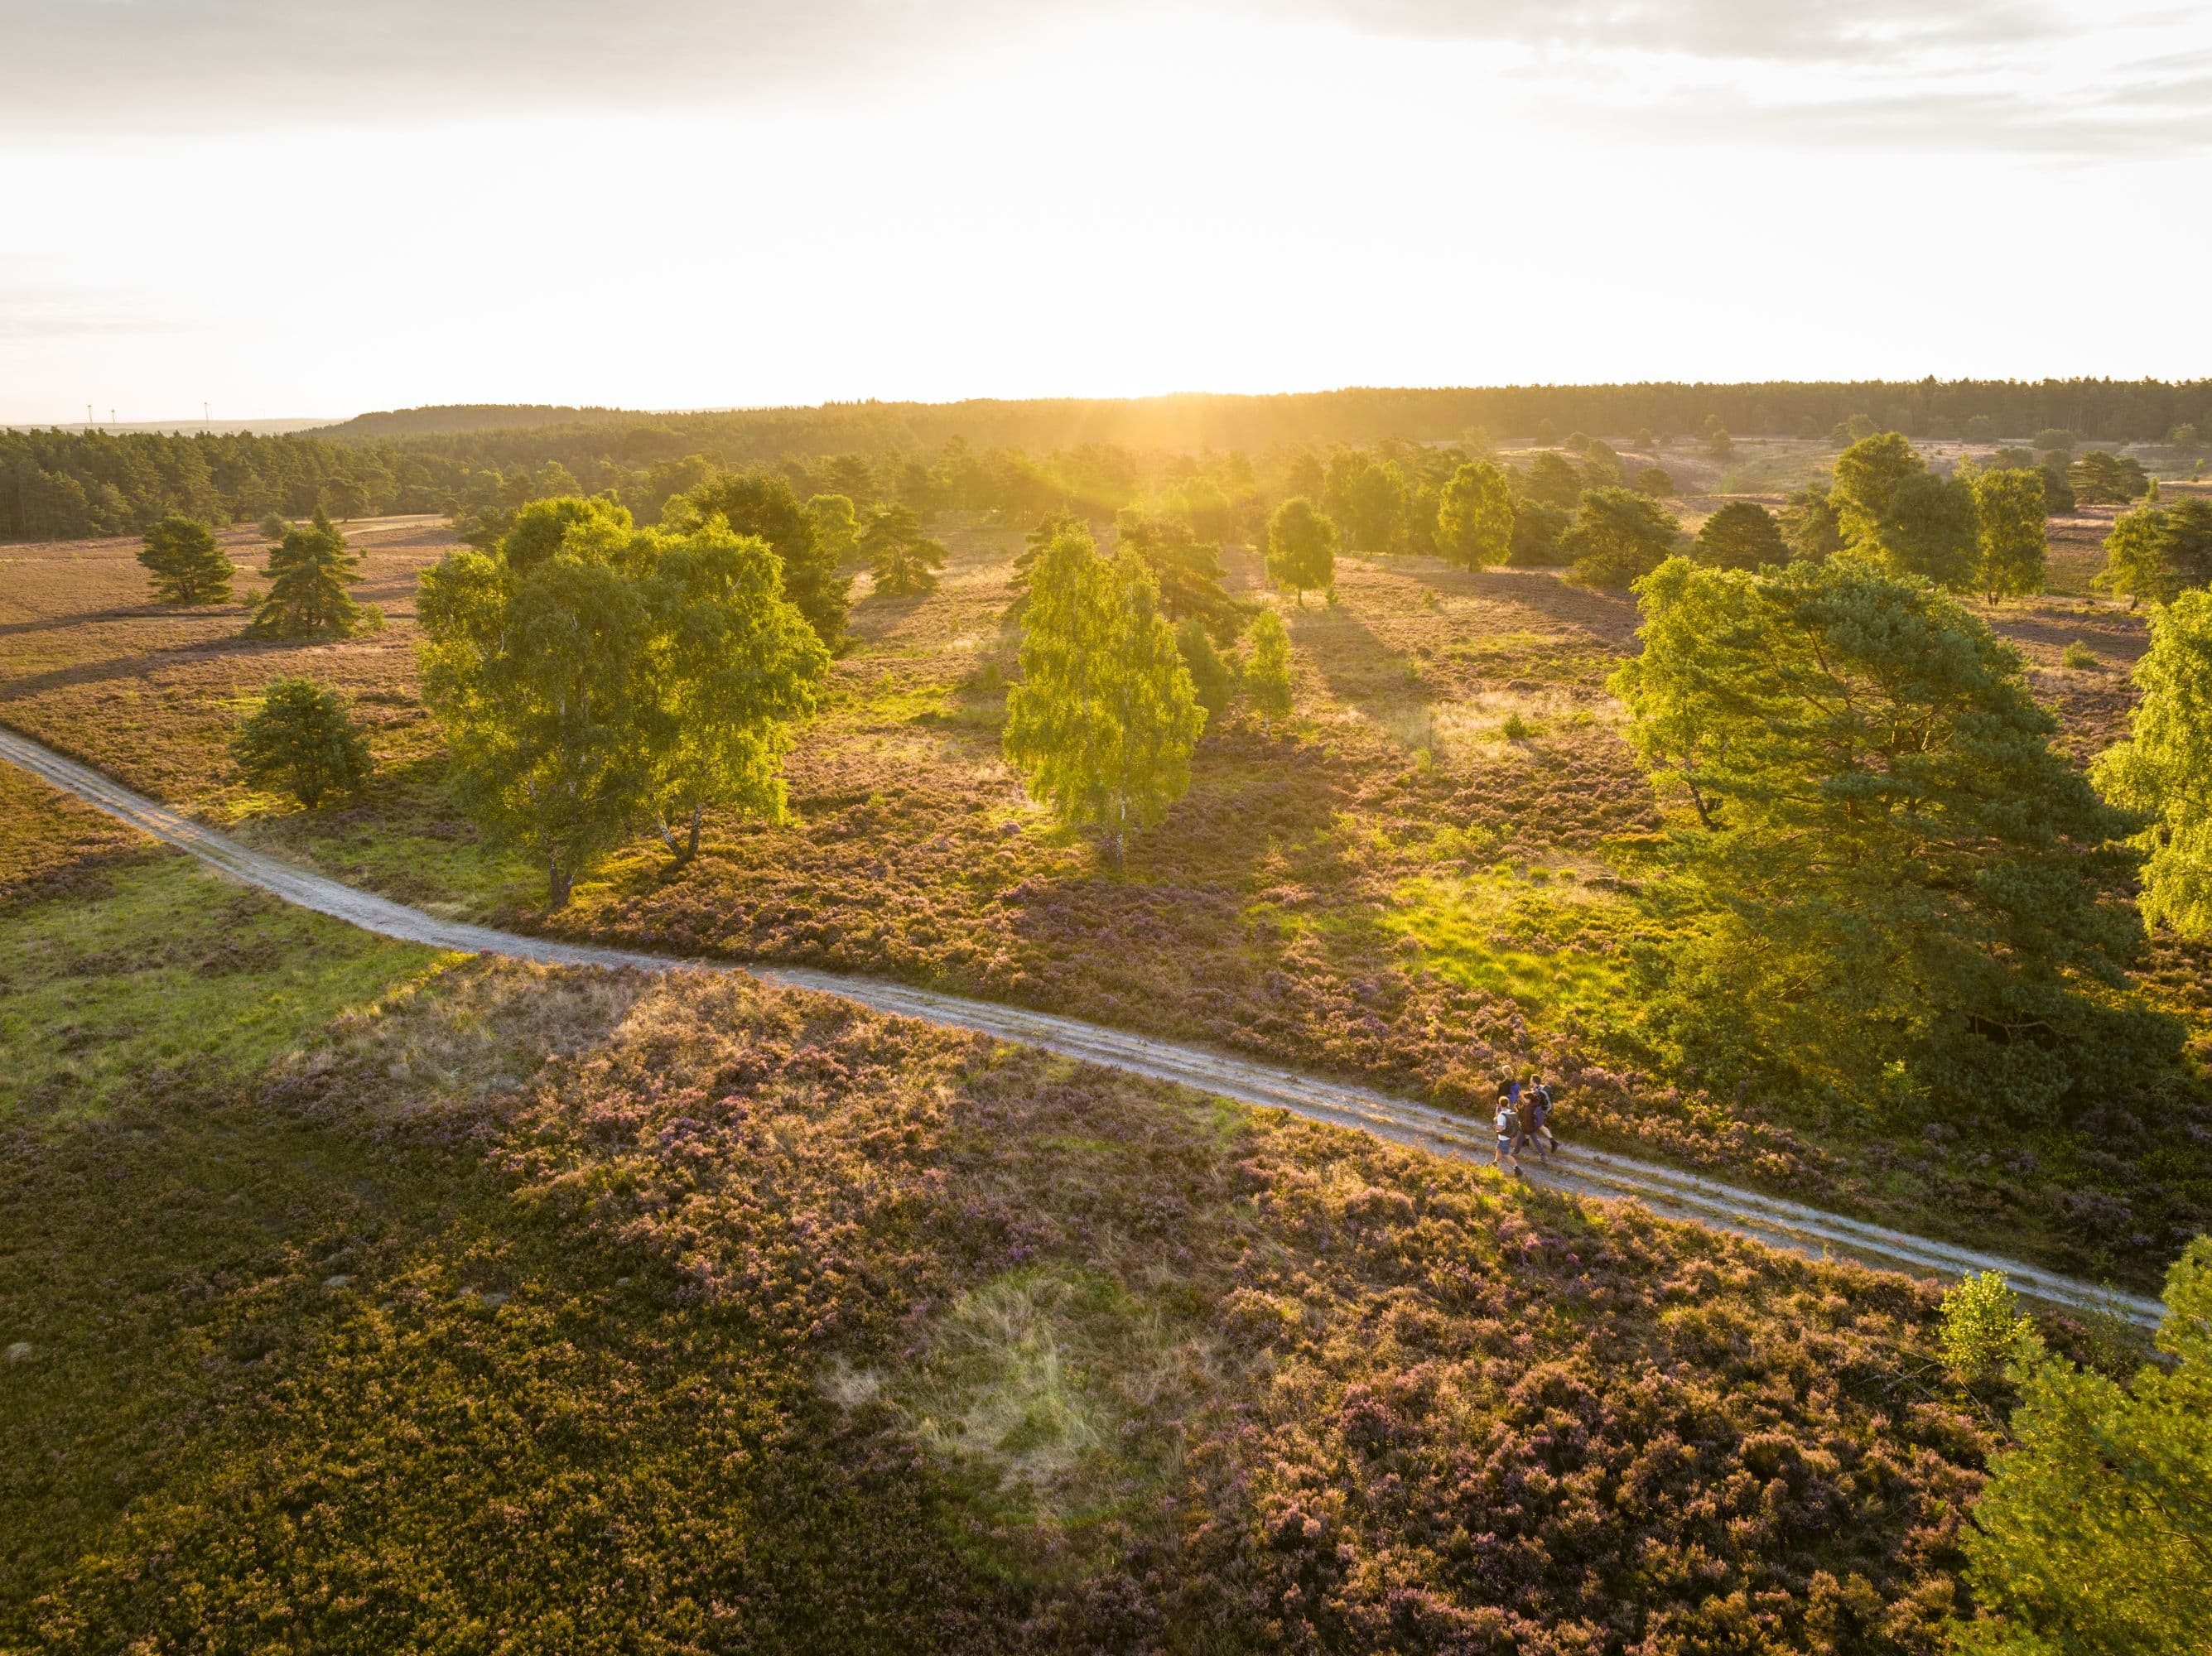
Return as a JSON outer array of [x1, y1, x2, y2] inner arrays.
[[1562, 488, 1681, 588], [860, 503, 946, 599], [2094, 589, 2212, 941], [1611, 556, 2152, 1119], [1519, 450, 1583, 510], [2096, 499, 2212, 609], [667, 472, 851, 648], [1434, 460, 1514, 570], [229, 678, 373, 808], [1691, 500, 1786, 570], [1945, 1240, 2212, 1656], [1002, 525, 1204, 861], [1244, 609, 1293, 733], [1969, 467, 2050, 602], [417, 495, 825, 903], [1265, 497, 1337, 604], [248, 509, 368, 638], [137, 514, 234, 604]]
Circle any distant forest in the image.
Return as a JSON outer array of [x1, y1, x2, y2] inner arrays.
[[7, 379, 2210, 541]]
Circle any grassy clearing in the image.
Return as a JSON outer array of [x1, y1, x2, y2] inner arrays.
[[0, 780, 447, 1116]]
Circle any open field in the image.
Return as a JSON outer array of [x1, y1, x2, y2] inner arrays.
[[0, 782, 2044, 1653], [4, 500, 2209, 1288]]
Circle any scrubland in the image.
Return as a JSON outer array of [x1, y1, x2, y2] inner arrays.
[[0, 783, 2040, 1654], [2, 503, 2207, 1286]]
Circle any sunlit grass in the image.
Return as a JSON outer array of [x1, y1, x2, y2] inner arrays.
[[0, 854, 449, 1118]]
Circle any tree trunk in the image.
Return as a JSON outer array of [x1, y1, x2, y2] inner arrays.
[[687, 802, 703, 863], [547, 852, 572, 910]]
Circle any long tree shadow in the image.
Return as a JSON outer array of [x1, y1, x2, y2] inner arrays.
[[0, 606, 178, 640]]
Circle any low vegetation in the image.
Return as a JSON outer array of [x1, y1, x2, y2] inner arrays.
[[1, 795, 2036, 1651]]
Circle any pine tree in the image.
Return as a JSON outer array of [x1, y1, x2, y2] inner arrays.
[[1692, 500, 1786, 571], [137, 514, 234, 604], [1244, 609, 1294, 734], [1562, 487, 1682, 588], [248, 508, 365, 638], [229, 677, 372, 807], [1002, 526, 1204, 862], [861, 503, 945, 597], [1945, 1240, 2212, 1656], [1611, 555, 2146, 1119], [1176, 616, 1235, 718]]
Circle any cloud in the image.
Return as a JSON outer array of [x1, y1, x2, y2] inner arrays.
[[2, 0, 2205, 161]]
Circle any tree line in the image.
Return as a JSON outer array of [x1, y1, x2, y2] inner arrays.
[[317, 379, 2212, 466]]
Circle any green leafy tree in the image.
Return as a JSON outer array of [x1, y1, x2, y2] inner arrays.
[[323, 474, 370, 520], [1562, 487, 1681, 588], [2031, 427, 2076, 454], [1434, 460, 1513, 570], [137, 514, 234, 604], [805, 493, 859, 565], [640, 520, 827, 860], [1970, 468, 2050, 603], [1692, 500, 1786, 570], [1946, 1240, 2212, 1656], [1701, 415, 1732, 460], [2094, 590, 2212, 939], [1002, 526, 1204, 862], [248, 508, 366, 638], [256, 512, 289, 542], [1265, 497, 1337, 605], [1877, 472, 1980, 590], [2072, 450, 2150, 506], [421, 493, 825, 891], [1176, 616, 1235, 719], [1580, 439, 1623, 489], [1506, 498, 1569, 566], [229, 677, 373, 808], [1781, 485, 1843, 562], [1244, 608, 1293, 734], [2095, 501, 2212, 609], [670, 472, 850, 648], [419, 534, 653, 908], [1610, 556, 2148, 1119], [1635, 466, 1675, 497], [1831, 431, 1925, 549], [2039, 463, 2077, 515], [860, 503, 945, 598], [1324, 451, 1406, 552], [1520, 450, 1583, 510]]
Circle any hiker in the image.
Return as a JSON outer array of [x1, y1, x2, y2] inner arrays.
[[1493, 1090, 1521, 1174], [1526, 1076, 1557, 1159]]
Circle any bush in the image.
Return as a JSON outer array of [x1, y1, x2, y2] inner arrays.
[[1634, 466, 1675, 497], [2061, 640, 2098, 671], [229, 678, 373, 808]]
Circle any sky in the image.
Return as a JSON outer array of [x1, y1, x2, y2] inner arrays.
[[3, 0, 2209, 424]]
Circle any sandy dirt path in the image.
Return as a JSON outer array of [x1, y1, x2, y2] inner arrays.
[[0, 721, 2163, 1330]]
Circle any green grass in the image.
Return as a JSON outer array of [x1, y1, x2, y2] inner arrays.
[[1379, 865, 1631, 1030], [0, 853, 449, 1116]]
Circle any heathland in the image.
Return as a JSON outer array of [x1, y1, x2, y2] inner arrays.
[[0, 776, 2047, 1653], [3, 426, 2208, 1286]]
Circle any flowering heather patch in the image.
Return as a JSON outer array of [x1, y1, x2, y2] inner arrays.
[[5, 958, 2005, 1651], [3, 519, 2204, 1279]]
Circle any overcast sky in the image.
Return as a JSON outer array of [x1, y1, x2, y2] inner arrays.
[[3, 0, 2208, 423]]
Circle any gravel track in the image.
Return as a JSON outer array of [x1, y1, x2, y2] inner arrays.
[[0, 721, 2164, 1330]]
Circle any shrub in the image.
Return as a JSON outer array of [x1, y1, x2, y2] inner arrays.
[[137, 514, 234, 605], [229, 678, 373, 808], [2061, 639, 2098, 671]]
